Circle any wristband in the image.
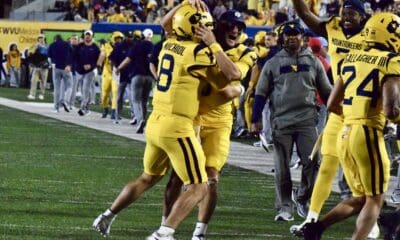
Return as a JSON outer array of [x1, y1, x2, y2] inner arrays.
[[239, 84, 245, 96], [209, 43, 223, 53]]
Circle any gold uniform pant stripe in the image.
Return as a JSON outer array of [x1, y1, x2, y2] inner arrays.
[[185, 137, 203, 183], [362, 126, 384, 195], [178, 138, 195, 184], [372, 128, 385, 194]]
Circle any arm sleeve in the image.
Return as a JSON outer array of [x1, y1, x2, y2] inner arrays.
[[66, 43, 73, 66], [251, 95, 267, 123], [150, 42, 162, 66], [255, 59, 273, 98], [252, 60, 273, 123]]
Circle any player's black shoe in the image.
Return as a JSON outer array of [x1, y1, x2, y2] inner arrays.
[[302, 220, 323, 240]]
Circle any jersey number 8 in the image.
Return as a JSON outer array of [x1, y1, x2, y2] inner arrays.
[[157, 54, 175, 92]]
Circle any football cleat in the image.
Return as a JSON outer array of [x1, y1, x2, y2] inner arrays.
[[92, 213, 116, 237], [367, 222, 380, 239], [378, 210, 400, 240], [146, 231, 175, 240], [302, 220, 323, 240], [192, 234, 206, 240], [101, 108, 109, 118], [290, 223, 305, 237]]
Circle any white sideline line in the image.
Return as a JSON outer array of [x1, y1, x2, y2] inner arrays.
[[0, 151, 129, 160], [0, 224, 345, 239], [17, 179, 87, 184], [0, 223, 288, 238], [2, 195, 272, 211]]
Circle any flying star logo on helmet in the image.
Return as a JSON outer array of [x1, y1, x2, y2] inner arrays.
[[387, 19, 400, 39], [172, 4, 214, 41], [234, 11, 241, 18], [364, 12, 400, 53]]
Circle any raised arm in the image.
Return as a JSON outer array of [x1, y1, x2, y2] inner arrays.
[[195, 25, 241, 81], [291, 0, 327, 38]]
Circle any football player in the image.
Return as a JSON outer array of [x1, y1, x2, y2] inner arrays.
[[289, 0, 374, 236], [92, 2, 234, 240], [160, 5, 257, 240], [311, 12, 400, 240], [97, 31, 124, 118]]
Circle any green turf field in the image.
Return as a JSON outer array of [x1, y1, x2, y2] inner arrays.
[[0, 88, 392, 239]]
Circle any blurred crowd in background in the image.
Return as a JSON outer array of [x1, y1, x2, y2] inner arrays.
[[60, 0, 400, 26]]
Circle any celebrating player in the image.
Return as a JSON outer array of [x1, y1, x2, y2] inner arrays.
[[160, 6, 257, 239], [305, 12, 400, 240], [92, 2, 239, 239], [289, 0, 376, 237]]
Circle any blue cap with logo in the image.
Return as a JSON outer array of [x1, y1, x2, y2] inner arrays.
[[281, 21, 304, 35], [219, 10, 246, 30], [343, 0, 367, 16]]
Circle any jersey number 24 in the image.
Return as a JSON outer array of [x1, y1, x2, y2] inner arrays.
[[342, 66, 379, 107]]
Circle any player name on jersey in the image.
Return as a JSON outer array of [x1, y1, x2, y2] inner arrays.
[[344, 53, 389, 67], [163, 42, 186, 56], [332, 37, 363, 50]]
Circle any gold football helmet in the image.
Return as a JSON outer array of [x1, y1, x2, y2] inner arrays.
[[110, 31, 124, 44], [364, 12, 400, 52], [254, 31, 267, 45], [133, 30, 142, 38], [172, 4, 214, 41]]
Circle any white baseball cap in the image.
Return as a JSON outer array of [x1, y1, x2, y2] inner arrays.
[[84, 30, 93, 36], [142, 28, 153, 39]]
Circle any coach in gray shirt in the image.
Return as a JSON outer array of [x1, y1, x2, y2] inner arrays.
[[251, 21, 332, 221]]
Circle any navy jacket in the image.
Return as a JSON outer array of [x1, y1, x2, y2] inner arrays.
[[48, 39, 73, 69], [127, 40, 153, 76], [110, 40, 134, 83], [75, 42, 100, 74]]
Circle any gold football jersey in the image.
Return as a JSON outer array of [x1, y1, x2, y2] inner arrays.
[[197, 44, 257, 126], [325, 17, 365, 83], [100, 42, 114, 73], [341, 49, 400, 130], [153, 38, 216, 120]]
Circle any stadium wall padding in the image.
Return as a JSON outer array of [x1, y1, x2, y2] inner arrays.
[[0, 20, 272, 55]]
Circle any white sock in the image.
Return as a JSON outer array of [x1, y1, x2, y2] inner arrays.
[[104, 209, 116, 218], [193, 222, 208, 236], [305, 210, 319, 223], [158, 225, 175, 236], [161, 216, 166, 225]]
